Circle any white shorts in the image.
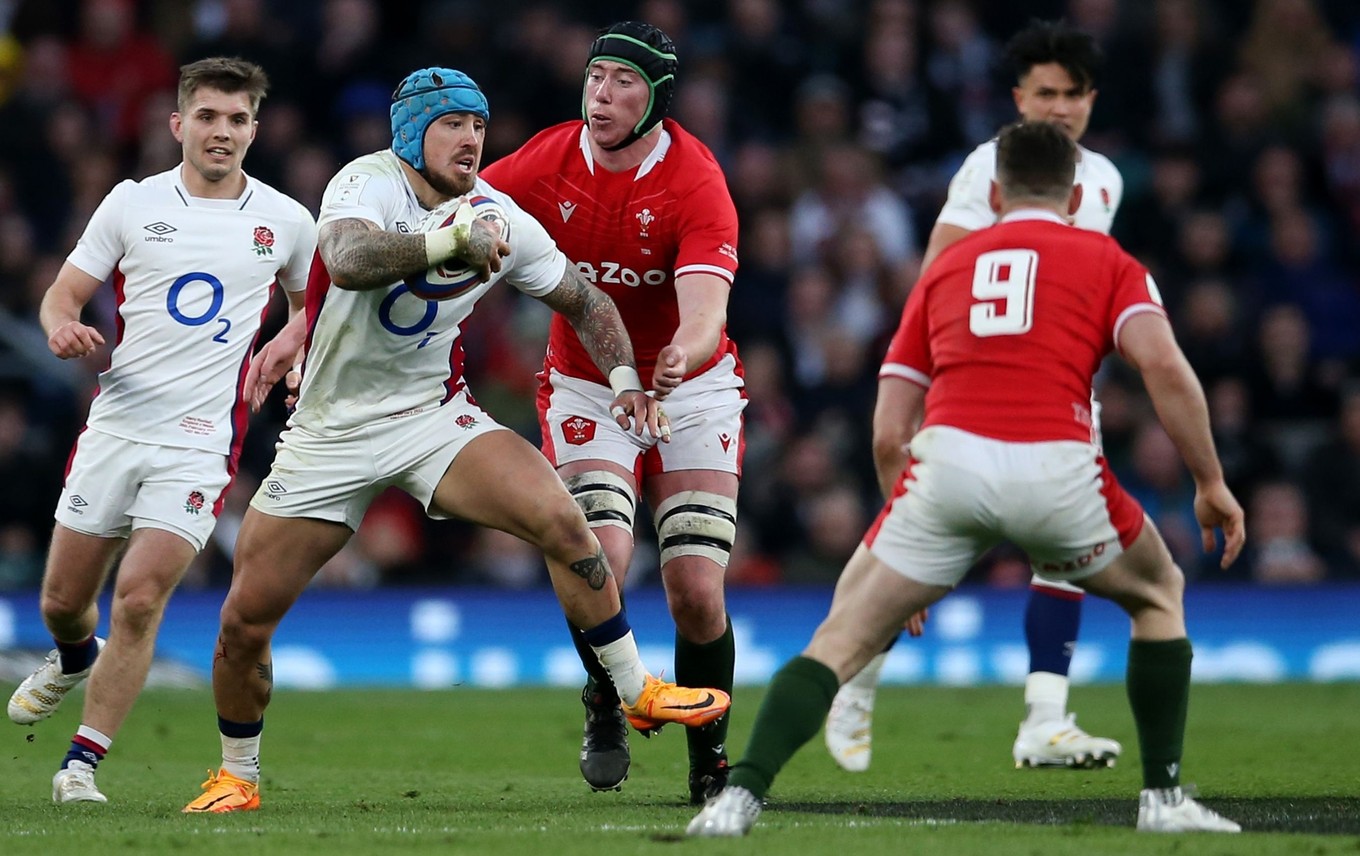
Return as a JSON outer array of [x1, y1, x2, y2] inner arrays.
[[252, 391, 507, 530], [866, 426, 1145, 587], [55, 428, 230, 552], [538, 354, 747, 478]]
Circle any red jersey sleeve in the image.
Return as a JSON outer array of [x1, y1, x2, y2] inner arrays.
[[879, 278, 933, 388], [673, 150, 739, 284], [1107, 249, 1169, 355]]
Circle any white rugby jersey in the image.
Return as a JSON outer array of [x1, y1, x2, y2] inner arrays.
[[67, 165, 315, 455], [296, 149, 566, 433], [937, 138, 1123, 235]]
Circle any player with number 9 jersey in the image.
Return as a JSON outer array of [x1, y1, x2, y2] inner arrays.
[[883, 211, 1164, 443]]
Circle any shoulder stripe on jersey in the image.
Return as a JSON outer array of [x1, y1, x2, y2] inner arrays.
[[879, 363, 931, 388], [675, 263, 735, 283], [174, 186, 190, 207], [237, 190, 254, 210], [1112, 303, 1168, 352]]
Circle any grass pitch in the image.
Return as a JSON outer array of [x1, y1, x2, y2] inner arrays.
[[2, 682, 1356, 854]]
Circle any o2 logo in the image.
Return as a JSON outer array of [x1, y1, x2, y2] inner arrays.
[[166, 272, 231, 343], [378, 284, 439, 347]]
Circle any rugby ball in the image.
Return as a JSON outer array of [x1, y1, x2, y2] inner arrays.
[[406, 195, 512, 301]]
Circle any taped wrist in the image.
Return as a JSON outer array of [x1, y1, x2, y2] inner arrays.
[[424, 201, 474, 267], [608, 366, 643, 396]]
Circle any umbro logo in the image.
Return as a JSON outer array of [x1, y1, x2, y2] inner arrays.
[[558, 200, 577, 222], [264, 480, 287, 499], [69, 495, 88, 507], [143, 221, 176, 243]]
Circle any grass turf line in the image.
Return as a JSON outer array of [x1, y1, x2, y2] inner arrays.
[[1, 682, 1356, 855]]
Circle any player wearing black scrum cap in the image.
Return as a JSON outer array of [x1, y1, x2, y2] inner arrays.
[[482, 21, 745, 805]]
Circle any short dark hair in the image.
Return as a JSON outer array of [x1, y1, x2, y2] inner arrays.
[[178, 57, 270, 116], [1004, 20, 1102, 91], [995, 121, 1076, 203]]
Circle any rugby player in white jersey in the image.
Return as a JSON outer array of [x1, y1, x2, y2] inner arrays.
[[182, 67, 730, 813], [825, 20, 1126, 773], [7, 57, 317, 805]]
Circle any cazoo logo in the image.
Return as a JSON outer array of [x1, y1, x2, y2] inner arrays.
[[574, 261, 666, 288]]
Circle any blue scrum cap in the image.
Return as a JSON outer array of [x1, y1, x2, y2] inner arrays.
[[390, 67, 489, 171], [583, 21, 678, 151]]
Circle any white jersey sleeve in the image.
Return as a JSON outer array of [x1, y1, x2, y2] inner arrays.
[[67, 180, 136, 281], [317, 159, 409, 231], [489, 188, 567, 299], [936, 143, 999, 231]]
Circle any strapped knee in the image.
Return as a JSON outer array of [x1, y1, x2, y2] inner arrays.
[[653, 491, 737, 568], [563, 470, 636, 533]]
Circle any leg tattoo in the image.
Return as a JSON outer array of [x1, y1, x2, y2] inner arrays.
[[570, 550, 612, 591]]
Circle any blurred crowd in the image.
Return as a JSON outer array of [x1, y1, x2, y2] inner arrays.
[[0, 0, 1358, 591]]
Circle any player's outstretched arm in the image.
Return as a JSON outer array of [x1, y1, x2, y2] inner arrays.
[[1119, 312, 1246, 567], [40, 262, 106, 359], [319, 214, 507, 291], [243, 290, 308, 414], [654, 274, 730, 399], [538, 265, 663, 439]]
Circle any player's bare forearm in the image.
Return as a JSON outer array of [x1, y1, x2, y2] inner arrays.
[[1142, 355, 1224, 487], [871, 376, 926, 500], [540, 267, 636, 375], [320, 219, 429, 291]]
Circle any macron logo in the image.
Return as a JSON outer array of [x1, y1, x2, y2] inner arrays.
[[558, 201, 577, 222]]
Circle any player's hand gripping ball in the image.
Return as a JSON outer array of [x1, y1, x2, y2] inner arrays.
[[406, 195, 512, 300]]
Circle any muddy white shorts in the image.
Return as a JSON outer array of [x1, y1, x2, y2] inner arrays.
[[252, 391, 507, 530], [538, 354, 747, 478]]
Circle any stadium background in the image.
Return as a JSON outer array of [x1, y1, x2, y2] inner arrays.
[[0, 0, 1357, 687]]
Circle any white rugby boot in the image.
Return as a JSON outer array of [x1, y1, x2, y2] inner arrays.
[[1012, 713, 1121, 769], [9, 638, 106, 725], [687, 785, 762, 837], [825, 684, 876, 772], [1137, 786, 1241, 832], [52, 760, 108, 804]]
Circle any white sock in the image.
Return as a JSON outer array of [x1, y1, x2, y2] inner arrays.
[[846, 651, 889, 693], [1023, 671, 1069, 725], [75, 724, 113, 753], [221, 732, 262, 782], [591, 631, 648, 706]]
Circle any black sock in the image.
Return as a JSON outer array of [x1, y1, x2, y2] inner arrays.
[[568, 617, 618, 705], [1127, 638, 1192, 790], [676, 616, 735, 771]]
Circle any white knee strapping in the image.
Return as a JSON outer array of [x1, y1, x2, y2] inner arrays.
[[563, 470, 636, 533], [653, 491, 737, 568]]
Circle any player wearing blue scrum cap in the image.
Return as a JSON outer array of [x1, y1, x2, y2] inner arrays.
[[183, 65, 729, 813]]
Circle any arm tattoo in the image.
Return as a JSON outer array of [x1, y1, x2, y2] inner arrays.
[[569, 548, 612, 591], [539, 266, 636, 375], [320, 219, 430, 291], [463, 219, 499, 265]]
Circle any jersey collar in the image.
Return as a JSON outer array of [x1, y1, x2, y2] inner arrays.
[[578, 124, 672, 180], [999, 209, 1068, 225], [172, 164, 256, 209]]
